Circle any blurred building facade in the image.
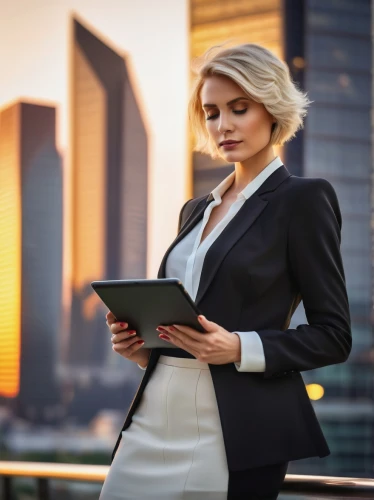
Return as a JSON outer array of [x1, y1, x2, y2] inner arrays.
[[295, 0, 373, 478], [190, 0, 285, 197], [190, 0, 373, 478], [0, 102, 63, 423], [64, 19, 148, 422]]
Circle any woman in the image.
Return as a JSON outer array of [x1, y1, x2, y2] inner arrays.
[[99, 43, 351, 500]]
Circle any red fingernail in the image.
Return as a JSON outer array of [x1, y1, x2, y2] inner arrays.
[[127, 330, 136, 334], [169, 327, 175, 332], [137, 340, 145, 345], [159, 334, 170, 340], [120, 323, 126, 327], [157, 327, 167, 332]]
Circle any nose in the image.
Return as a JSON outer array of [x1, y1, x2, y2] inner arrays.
[[217, 112, 233, 134]]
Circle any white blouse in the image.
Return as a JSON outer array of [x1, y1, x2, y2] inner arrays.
[[138, 157, 283, 371], [163, 156, 283, 372]]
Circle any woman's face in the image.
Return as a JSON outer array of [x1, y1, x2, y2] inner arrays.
[[200, 75, 276, 162]]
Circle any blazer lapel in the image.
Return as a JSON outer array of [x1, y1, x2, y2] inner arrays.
[[157, 197, 213, 279], [195, 165, 292, 305]]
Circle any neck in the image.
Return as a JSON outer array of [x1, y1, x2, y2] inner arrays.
[[230, 146, 276, 195]]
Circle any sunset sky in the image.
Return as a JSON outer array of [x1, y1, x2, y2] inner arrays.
[[0, 0, 191, 279]]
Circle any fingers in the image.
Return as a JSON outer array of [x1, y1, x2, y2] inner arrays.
[[158, 324, 203, 342], [108, 321, 129, 334], [112, 335, 145, 358], [106, 310, 117, 325], [157, 326, 200, 357], [111, 329, 137, 343], [105, 312, 146, 359]]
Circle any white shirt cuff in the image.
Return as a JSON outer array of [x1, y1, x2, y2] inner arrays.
[[234, 331, 266, 372], [137, 349, 152, 370]]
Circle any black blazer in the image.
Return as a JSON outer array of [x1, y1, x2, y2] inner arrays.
[[111, 164, 352, 471]]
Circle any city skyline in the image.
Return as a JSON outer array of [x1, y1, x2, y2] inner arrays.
[[0, 0, 190, 291], [0, 0, 373, 480]]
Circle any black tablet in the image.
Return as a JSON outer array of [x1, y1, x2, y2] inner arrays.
[[91, 278, 205, 348]]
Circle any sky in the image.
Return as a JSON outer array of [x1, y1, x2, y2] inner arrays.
[[0, 0, 191, 281]]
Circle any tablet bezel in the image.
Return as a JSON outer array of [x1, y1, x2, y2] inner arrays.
[[90, 278, 205, 348]]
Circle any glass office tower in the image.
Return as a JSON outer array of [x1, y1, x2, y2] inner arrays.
[[290, 0, 373, 478], [68, 19, 148, 371], [190, 0, 373, 477], [64, 18, 148, 423], [190, 0, 284, 197], [0, 102, 62, 423]]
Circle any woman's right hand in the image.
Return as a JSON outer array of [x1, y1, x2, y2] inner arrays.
[[106, 311, 151, 368]]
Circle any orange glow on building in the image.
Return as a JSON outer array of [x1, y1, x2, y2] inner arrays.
[[71, 44, 106, 292], [189, 0, 284, 193], [0, 104, 21, 397], [190, 0, 284, 61]]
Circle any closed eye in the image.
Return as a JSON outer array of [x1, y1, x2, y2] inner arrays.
[[206, 109, 247, 121]]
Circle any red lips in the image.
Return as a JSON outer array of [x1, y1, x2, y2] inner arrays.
[[219, 140, 242, 147]]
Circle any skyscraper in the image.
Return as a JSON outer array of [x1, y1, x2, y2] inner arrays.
[[286, 0, 373, 478], [190, 0, 374, 478], [0, 101, 63, 423], [67, 19, 148, 390], [190, 0, 285, 195]]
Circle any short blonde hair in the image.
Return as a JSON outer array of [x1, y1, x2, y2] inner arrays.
[[188, 43, 311, 158]]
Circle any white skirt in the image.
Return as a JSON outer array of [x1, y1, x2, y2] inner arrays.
[[99, 355, 229, 500]]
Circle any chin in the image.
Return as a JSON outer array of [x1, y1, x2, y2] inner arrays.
[[221, 151, 251, 163]]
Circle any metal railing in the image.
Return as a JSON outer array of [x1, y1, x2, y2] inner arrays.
[[0, 462, 107, 500], [1, 461, 374, 499]]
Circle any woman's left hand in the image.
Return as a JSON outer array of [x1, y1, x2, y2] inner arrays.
[[157, 315, 241, 365]]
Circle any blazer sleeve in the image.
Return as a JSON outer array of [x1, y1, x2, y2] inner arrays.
[[257, 178, 352, 379]]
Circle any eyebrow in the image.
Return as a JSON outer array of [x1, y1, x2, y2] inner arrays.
[[202, 97, 250, 109]]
